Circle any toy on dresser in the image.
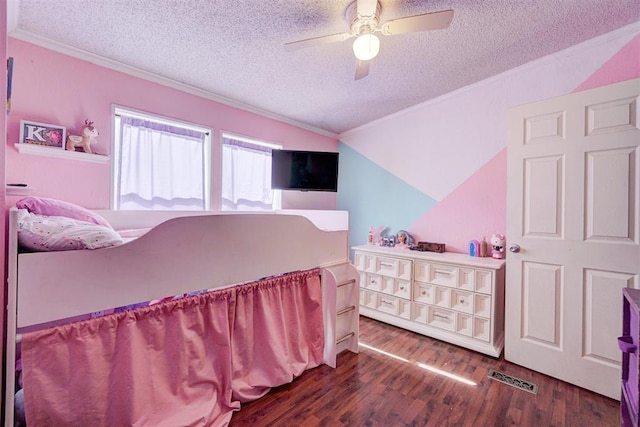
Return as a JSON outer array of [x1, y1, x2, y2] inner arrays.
[[66, 119, 98, 154], [490, 233, 506, 259]]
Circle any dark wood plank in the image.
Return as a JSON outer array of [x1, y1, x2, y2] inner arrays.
[[229, 316, 619, 426]]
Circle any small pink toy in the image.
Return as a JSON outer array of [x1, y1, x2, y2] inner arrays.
[[66, 119, 99, 154], [490, 233, 506, 259]]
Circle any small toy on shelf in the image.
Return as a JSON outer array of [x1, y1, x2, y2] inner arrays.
[[66, 119, 99, 154], [468, 240, 480, 256], [369, 226, 385, 246], [395, 230, 413, 248], [490, 233, 506, 259]]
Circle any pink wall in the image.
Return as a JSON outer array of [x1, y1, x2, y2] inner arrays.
[[1, 0, 8, 416], [573, 34, 640, 92], [411, 33, 640, 253], [5, 39, 338, 210]]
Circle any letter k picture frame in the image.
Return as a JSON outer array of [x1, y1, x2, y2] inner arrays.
[[19, 120, 66, 149]]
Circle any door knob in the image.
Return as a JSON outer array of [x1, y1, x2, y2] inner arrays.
[[509, 244, 520, 253]]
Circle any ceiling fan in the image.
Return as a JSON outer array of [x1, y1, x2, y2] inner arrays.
[[284, 0, 454, 80]]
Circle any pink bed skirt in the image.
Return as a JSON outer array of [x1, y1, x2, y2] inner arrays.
[[20, 269, 324, 426]]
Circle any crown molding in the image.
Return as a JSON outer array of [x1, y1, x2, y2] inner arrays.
[[8, 28, 339, 139]]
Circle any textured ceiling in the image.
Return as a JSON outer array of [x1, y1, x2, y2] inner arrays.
[[8, 0, 640, 135]]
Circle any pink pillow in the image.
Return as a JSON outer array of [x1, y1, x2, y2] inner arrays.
[[16, 196, 112, 229]]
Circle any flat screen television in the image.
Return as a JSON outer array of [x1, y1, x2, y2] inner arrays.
[[271, 150, 339, 192]]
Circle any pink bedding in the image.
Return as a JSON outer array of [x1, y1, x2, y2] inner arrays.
[[16, 209, 123, 252]]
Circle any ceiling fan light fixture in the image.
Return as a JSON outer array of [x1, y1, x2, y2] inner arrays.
[[352, 33, 380, 61]]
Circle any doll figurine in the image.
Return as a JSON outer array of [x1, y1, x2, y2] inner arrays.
[[395, 230, 413, 248]]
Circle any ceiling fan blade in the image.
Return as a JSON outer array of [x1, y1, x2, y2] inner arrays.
[[284, 32, 352, 51], [381, 9, 453, 36], [355, 59, 369, 80], [357, 0, 378, 18]]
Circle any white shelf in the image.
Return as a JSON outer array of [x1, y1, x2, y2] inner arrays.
[[14, 143, 110, 163], [5, 185, 33, 196]]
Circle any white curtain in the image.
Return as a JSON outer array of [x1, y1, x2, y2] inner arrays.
[[118, 117, 206, 210], [221, 137, 275, 211]]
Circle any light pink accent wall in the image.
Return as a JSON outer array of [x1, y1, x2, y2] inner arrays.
[[414, 33, 640, 253], [5, 39, 338, 210], [573, 34, 640, 92], [410, 148, 507, 254]]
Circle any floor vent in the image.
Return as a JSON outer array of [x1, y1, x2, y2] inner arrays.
[[487, 369, 538, 394]]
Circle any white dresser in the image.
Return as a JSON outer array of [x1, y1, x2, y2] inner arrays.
[[352, 245, 506, 357]]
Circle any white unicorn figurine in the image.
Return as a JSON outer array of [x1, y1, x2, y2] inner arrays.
[[66, 119, 98, 154]]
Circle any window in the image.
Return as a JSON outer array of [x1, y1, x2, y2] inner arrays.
[[221, 133, 281, 211], [113, 108, 211, 210]]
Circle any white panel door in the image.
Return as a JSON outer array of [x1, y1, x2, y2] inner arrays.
[[505, 78, 640, 399]]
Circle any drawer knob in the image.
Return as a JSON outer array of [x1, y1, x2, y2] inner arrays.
[[618, 336, 637, 353], [422, 291, 426, 295]]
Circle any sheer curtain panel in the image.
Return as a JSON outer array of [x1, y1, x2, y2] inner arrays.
[[221, 136, 276, 211], [118, 117, 207, 210]]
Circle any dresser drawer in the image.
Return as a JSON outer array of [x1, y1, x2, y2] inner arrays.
[[412, 302, 429, 324], [428, 306, 456, 332], [473, 317, 491, 341], [375, 293, 411, 319], [415, 262, 458, 288], [414, 283, 434, 304], [360, 289, 377, 309], [458, 268, 475, 291], [353, 252, 371, 272], [373, 256, 412, 280], [381, 276, 411, 300], [474, 293, 491, 318], [451, 289, 473, 314], [475, 270, 493, 294], [362, 273, 383, 292], [456, 313, 473, 336], [434, 286, 451, 308]]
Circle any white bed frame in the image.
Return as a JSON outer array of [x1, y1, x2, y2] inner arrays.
[[4, 208, 359, 426]]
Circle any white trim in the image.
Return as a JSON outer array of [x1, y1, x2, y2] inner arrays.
[[9, 28, 338, 139], [339, 21, 640, 138], [221, 132, 283, 150]]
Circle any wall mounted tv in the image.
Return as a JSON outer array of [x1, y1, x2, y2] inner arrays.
[[271, 150, 339, 192]]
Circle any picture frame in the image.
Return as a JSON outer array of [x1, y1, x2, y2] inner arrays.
[[19, 120, 66, 149]]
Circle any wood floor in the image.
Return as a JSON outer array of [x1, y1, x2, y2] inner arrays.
[[229, 316, 619, 427]]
